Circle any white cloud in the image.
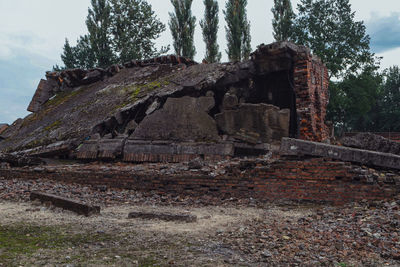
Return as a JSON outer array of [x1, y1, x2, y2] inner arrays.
[[377, 47, 400, 70], [0, 45, 13, 60]]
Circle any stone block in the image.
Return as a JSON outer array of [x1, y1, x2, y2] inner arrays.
[[342, 133, 400, 156], [131, 96, 220, 142], [76, 140, 98, 159], [280, 138, 400, 170], [97, 138, 125, 159], [27, 79, 54, 112], [123, 140, 234, 162], [30, 191, 100, 216], [215, 103, 290, 143]]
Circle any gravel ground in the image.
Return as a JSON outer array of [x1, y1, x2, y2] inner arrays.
[[1, 177, 400, 266]]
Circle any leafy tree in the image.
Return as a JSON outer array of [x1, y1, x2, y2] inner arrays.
[[110, 0, 167, 63], [327, 67, 382, 133], [60, 0, 167, 69], [376, 66, 400, 131], [86, 0, 115, 68], [293, 0, 375, 78], [271, 0, 295, 42], [61, 39, 77, 69], [224, 0, 251, 62], [200, 0, 221, 63], [74, 35, 97, 69], [60, 36, 97, 69], [52, 64, 64, 72], [169, 0, 196, 59]]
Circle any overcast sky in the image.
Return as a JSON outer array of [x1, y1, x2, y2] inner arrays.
[[0, 0, 399, 124]]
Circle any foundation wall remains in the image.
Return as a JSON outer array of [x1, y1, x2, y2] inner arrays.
[[1, 157, 398, 205]]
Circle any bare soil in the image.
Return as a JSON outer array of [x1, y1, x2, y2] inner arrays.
[[1, 178, 400, 266]]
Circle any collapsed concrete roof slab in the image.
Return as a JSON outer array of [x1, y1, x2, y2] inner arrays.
[[0, 42, 330, 161]]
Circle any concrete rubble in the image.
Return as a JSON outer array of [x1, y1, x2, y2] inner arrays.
[[0, 41, 400, 206], [0, 41, 329, 162]]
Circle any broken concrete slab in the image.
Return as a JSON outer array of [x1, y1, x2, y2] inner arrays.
[[97, 138, 125, 160], [2, 41, 330, 157], [76, 140, 98, 160], [280, 138, 400, 170], [27, 79, 54, 112], [342, 132, 400, 156], [30, 191, 100, 216], [16, 140, 77, 158], [215, 103, 290, 143], [0, 124, 8, 135], [124, 141, 234, 162], [131, 96, 220, 142], [81, 69, 103, 84], [0, 153, 44, 167], [128, 211, 197, 223]]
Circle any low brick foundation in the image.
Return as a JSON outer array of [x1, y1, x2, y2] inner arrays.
[[0, 157, 398, 205]]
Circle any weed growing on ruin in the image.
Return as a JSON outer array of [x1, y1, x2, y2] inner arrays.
[[44, 120, 61, 132]]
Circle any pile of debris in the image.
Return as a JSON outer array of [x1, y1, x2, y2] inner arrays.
[[342, 132, 400, 156]]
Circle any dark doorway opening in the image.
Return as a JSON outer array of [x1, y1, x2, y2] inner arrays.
[[247, 70, 298, 138]]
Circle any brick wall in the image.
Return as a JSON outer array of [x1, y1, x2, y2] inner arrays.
[[293, 54, 330, 142], [1, 157, 398, 205], [251, 42, 330, 143]]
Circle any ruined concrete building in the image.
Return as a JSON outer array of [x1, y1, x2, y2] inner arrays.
[[1, 42, 399, 205], [0, 42, 329, 161]]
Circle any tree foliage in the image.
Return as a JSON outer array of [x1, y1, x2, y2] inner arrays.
[[110, 0, 167, 63], [60, 36, 96, 70], [60, 0, 166, 69], [271, 0, 295, 42], [61, 39, 77, 69], [224, 0, 251, 62], [86, 0, 115, 68], [376, 66, 400, 131], [200, 0, 221, 63], [293, 0, 375, 78], [74, 35, 97, 69], [327, 68, 382, 133], [328, 66, 400, 134], [169, 0, 196, 59]]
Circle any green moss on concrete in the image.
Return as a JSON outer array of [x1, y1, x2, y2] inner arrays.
[[45, 88, 84, 108], [44, 120, 61, 132]]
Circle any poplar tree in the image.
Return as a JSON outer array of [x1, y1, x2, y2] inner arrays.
[[200, 0, 221, 63], [271, 0, 295, 41], [224, 0, 251, 62], [110, 0, 167, 63], [86, 0, 115, 68], [74, 35, 97, 69], [169, 0, 196, 59], [61, 39, 77, 69]]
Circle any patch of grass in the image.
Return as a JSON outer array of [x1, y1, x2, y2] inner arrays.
[[0, 224, 111, 266], [337, 263, 353, 267]]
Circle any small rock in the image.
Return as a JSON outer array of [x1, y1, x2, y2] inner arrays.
[[261, 250, 273, 258], [188, 158, 204, 170]]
